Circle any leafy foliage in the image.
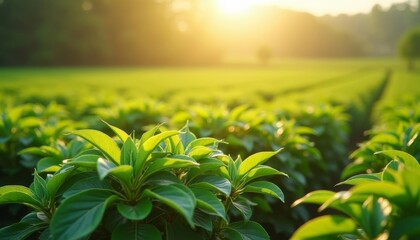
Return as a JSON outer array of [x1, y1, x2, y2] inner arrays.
[[0, 122, 286, 239], [292, 150, 420, 240]]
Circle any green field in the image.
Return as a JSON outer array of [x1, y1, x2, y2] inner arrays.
[[1, 58, 419, 239], [0, 58, 401, 107]]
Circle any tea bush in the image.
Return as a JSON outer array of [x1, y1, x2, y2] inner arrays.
[[0, 122, 287, 239], [291, 150, 420, 240]]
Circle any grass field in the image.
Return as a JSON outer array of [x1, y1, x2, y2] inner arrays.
[[0, 58, 404, 108]]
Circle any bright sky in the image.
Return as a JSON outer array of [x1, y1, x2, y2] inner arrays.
[[216, 0, 414, 16]]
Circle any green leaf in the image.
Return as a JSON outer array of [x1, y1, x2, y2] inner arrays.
[[186, 158, 225, 180], [144, 184, 196, 227], [51, 189, 118, 240], [97, 157, 133, 185], [112, 222, 161, 240], [103, 121, 129, 142], [190, 175, 231, 196], [139, 124, 163, 146], [117, 198, 152, 220], [231, 196, 252, 221], [188, 146, 214, 160], [72, 129, 121, 164], [37, 157, 61, 173], [223, 221, 270, 240], [191, 188, 226, 221], [350, 182, 408, 206], [66, 154, 101, 168], [0, 185, 41, 209], [97, 157, 117, 180], [186, 137, 220, 150], [179, 123, 197, 149], [243, 165, 287, 184], [46, 166, 74, 200], [193, 210, 213, 232], [144, 171, 182, 186], [359, 196, 391, 238], [292, 190, 336, 207], [136, 130, 179, 174], [336, 173, 381, 186], [291, 215, 357, 240], [144, 155, 198, 178], [375, 150, 419, 169], [31, 170, 47, 203], [243, 181, 284, 202], [62, 175, 111, 199], [237, 149, 282, 178], [0, 213, 47, 240], [120, 137, 137, 166]]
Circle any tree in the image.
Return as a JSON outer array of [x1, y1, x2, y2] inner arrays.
[[256, 45, 272, 65], [398, 27, 420, 70]]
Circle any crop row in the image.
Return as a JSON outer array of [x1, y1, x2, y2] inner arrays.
[[1, 94, 419, 239], [0, 96, 349, 238], [291, 96, 420, 239]]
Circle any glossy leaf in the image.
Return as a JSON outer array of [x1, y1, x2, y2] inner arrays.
[[46, 166, 74, 200], [188, 146, 213, 160], [72, 129, 121, 164], [37, 157, 61, 173], [144, 155, 198, 178], [191, 188, 226, 221], [291, 215, 357, 240], [98, 157, 133, 185], [189, 175, 231, 196], [231, 196, 252, 221], [243, 181, 284, 202], [66, 154, 101, 168], [139, 124, 163, 146], [62, 175, 111, 199], [224, 221, 269, 240], [179, 123, 196, 149], [144, 184, 196, 227], [51, 189, 118, 240], [103, 121, 129, 142], [292, 190, 336, 207], [350, 182, 408, 206], [186, 137, 219, 151], [375, 150, 419, 169], [136, 130, 179, 173], [120, 137, 137, 166], [237, 149, 282, 178], [117, 198, 152, 220], [0, 185, 41, 208], [243, 165, 288, 184], [337, 173, 381, 186]]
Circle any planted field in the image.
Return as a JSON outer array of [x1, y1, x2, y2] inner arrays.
[[0, 58, 419, 239]]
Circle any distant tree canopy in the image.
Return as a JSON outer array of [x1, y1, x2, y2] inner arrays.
[[322, 1, 420, 56], [0, 0, 221, 66], [0, 0, 393, 66], [398, 27, 420, 70]]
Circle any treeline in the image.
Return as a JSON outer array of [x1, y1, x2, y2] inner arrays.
[[322, 1, 420, 56], [221, 7, 363, 58], [1, 0, 417, 66], [0, 0, 221, 66]]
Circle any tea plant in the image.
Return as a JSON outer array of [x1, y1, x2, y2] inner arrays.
[[0, 122, 286, 239], [343, 98, 420, 178], [291, 150, 420, 240]]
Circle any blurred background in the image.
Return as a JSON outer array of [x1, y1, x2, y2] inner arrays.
[[1, 0, 419, 66]]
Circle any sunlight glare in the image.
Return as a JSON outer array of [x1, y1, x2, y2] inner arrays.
[[216, 0, 255, 15]]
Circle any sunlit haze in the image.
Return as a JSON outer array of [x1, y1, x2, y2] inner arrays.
[[216, 0, 413, 16]]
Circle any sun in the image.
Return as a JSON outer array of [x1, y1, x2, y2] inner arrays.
[[216, 0, 255, 16]]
